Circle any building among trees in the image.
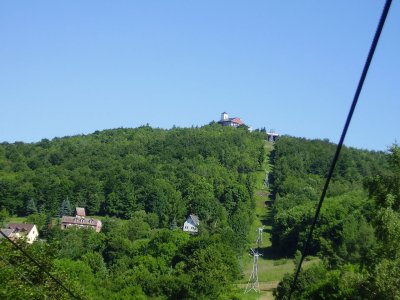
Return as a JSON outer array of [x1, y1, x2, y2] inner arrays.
[[218, 112, 244, 128], [61, 207, 102, 232], [183, 214, 199, 233], [0, 224, 39, 244]]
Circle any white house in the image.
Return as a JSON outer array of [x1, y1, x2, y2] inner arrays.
[[4, 224, 39, 244], [183, 214, 200, 233]]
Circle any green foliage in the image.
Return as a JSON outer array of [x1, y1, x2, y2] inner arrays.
[[365, 145, 400, 211], [372, 258, 400, 299], [274, 144, 400, 299], [0, 240, 84, 299], [55, 227, 106, 260], [59, 198, 72, 217], [81, 251, 108, 278], [270, 136, 386, 200], [373, 207, 400, 260], [0, 126, 264, 221], [0, 125, 267, 299], [270, 136, 387, 256], [26, 213, 47, 232], [26, 198, 38, 215], [185, 242, 239, 298], [274, 263, 368, 300], [0, 208, 10, 227], [320, 214, 376, 268]]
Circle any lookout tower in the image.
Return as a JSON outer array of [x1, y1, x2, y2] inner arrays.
[[221, 112, 229, 121]]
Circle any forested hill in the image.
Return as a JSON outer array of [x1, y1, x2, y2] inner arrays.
[[3, 129, 397, 299], [0, 124, 267, 299], [270, 136, 387, 256], [0, 124, 264, 220], [270, 136, 400, 299]]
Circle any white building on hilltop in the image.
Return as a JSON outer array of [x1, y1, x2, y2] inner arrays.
[[183, 214, 200, 234], [217, 112, 244, 128]]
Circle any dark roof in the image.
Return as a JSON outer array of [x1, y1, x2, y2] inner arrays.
[[189, 214, 200, 226], [8, 224, 35, 233], [0, 228, 15, 238]]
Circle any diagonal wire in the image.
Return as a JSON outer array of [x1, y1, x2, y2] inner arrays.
[[0, 255, 44, 295], [0, 230, 81, 299], [288, 0, 393, 299]]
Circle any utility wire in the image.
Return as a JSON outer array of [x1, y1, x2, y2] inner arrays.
[[0, 255, 45, 296], [288, 0, 393, 299], [0, 230, 81, 300]]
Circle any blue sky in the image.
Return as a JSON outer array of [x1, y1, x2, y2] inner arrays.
[[1, 1, 398, 150]]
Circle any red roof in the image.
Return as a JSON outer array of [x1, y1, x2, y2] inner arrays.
[[76, 207, 86, 217], [230, 117, 243, 125]]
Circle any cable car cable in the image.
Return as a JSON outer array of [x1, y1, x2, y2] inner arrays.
[[288, 0, 393, 298]]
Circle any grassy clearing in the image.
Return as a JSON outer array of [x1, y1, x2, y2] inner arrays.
[[238, 142, 319, 299], [7, 216, 27, 224]]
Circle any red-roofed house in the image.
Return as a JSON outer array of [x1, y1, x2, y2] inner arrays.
[[217, 112, 244, 128]]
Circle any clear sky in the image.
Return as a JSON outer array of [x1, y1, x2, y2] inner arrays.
[[1, 1, 399, 150]]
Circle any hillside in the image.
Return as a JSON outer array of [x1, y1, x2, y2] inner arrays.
[[0, 125, 266, 299], [269, 136, 388, 257], [1, 131, 397, 299], [268, 136, 399, 299], [0, 124, 264, 220]]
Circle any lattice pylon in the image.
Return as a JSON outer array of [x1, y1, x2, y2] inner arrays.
[[244, 249, 261, 293], [256, 227, 264, 249]]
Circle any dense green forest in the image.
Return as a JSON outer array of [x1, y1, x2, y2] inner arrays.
[[0, 124, 265, 299], [269, 136, 387, 257], [2, 129, 399, 299], [269, 136, 400, 299]]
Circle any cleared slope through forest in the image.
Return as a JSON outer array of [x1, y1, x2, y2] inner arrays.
[[238, 142, 318, 300]]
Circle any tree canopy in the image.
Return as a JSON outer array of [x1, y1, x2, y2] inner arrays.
[[0, 124, 265, 299], [271, 137, 399, 300]]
